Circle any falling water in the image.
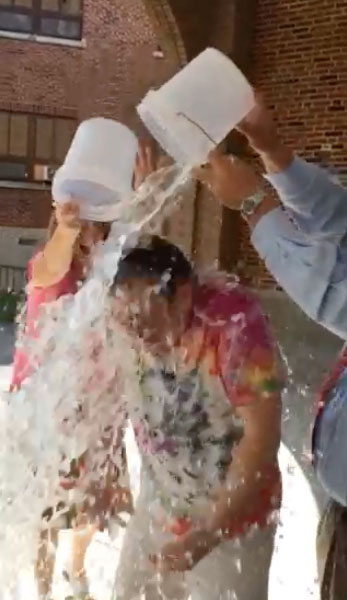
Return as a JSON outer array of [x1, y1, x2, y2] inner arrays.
[[0, 164, 324, 600], [0, 164, 191, 593]]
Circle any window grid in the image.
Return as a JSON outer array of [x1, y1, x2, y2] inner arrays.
[[0, 111, 76, 182], [0, 0, 83, 40]]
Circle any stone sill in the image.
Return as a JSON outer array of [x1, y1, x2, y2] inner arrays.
[[0, 29, 86, 48], [0, 180, 51, 191]]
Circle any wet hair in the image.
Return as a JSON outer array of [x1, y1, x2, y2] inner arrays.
[[112, 235, 193, 299]]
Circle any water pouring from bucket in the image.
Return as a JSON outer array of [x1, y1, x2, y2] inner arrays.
[[52, 117, 190, 230], [137, 47, 256, 167], [0, 119, 192, 591]]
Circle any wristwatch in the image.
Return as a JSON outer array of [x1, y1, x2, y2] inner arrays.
[[240, 189, 266, 218]]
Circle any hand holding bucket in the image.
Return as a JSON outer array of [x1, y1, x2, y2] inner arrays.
[[52, 118, 138, 222]]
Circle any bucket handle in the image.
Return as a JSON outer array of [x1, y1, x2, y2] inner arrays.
[[176, 112, 218, 147]]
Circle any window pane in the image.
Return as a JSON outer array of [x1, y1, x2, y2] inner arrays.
[[40, 16, 80, 39], [0, 113, 9, 156], [18, 237, 38, 246], [9, 114, 28, 157], [0, 10, 32, 32], [61, 0, 81, 16], [35, 117, 53, 161], [0, 162, 27, 180], [41, 0, 59, 10], [54, 118, 75, 163], [14, 0, 33, 7]]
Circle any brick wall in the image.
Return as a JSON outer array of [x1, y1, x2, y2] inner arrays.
[[0, 188, 50, 229], [239, 0, 347, 287], [0, 0, 257, 274], [5, 0, 345, 286], [0, 32, 81, 228], [0, 0, 180, 229]]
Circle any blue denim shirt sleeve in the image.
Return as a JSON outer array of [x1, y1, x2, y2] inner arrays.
[[265, 157, 347, 241], [251, 158, 347, 340]]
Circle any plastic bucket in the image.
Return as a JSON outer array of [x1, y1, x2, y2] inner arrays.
[[52, 118, 138, 222], [137, 48, 255, 166]]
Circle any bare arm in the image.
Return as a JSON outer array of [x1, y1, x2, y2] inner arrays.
[[236, 97, 294, 175], [204, 393, 281, 537], [238, 99, 347, 239], [32, 202, 81, 288], [193, 150, 279, 228], [153, 392, 281, 572]]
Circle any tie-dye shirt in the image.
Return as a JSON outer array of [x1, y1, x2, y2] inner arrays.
[[129, 278, 284, 535]]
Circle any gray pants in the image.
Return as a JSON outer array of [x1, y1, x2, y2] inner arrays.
[[317, 501, 347, 600]]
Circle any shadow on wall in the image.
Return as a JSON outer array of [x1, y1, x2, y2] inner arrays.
[[259, 290, 341, 512]]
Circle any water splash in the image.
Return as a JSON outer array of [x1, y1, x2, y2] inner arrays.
[[0, 164, 191, 592]]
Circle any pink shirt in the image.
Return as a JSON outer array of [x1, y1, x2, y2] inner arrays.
[[10, 253, 79, 390]]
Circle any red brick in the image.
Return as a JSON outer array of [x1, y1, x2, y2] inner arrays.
[[1, 0, 346, 291], [239, 0, 347, 288], [0, 0, 181, 228]]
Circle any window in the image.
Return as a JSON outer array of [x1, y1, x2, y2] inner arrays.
[[18, 237, 38, 246], [0, 112, 76, 182], [0, 0, 83, 40]]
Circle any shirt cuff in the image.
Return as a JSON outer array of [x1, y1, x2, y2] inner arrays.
[[264, 156, 318, 200]]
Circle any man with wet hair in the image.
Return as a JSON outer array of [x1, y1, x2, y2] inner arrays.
[[110, 234, 283, 600]]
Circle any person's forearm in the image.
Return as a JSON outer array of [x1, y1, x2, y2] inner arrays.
[[179, 462, 277, 563], [237, 102, 347, 236], [201, 406, 280, 539], [205, 457, 276, 538], [258, 142, 295, 175], [250, 205, 347, 338], [174, 453, 277, 561], [32, 226, 78, 287], [261, 154, 347, 239]]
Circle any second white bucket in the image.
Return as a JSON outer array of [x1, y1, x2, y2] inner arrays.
[[52, 118, 138, 222], [137, 48, 255, 166]]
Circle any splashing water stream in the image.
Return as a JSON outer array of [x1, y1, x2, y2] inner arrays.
[[0, 164, 322, 600], [0, 164, 191, 593]]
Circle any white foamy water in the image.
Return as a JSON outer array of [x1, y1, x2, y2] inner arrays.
[[0, 165, 191, 594], [0, 164, 322, 600]]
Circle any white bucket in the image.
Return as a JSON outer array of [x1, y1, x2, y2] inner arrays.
[[137, 48, 255, 166], [52, 118, 138, 222]]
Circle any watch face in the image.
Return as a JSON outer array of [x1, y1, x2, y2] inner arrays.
[[242, 198, 256, 215], [241, 191, 264, 216]]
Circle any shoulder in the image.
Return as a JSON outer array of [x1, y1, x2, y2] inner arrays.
[[196, 276, 266, 328]]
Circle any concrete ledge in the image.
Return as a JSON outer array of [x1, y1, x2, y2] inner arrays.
[[0, 180, 50, 191], [0, 29, 86, 48]]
